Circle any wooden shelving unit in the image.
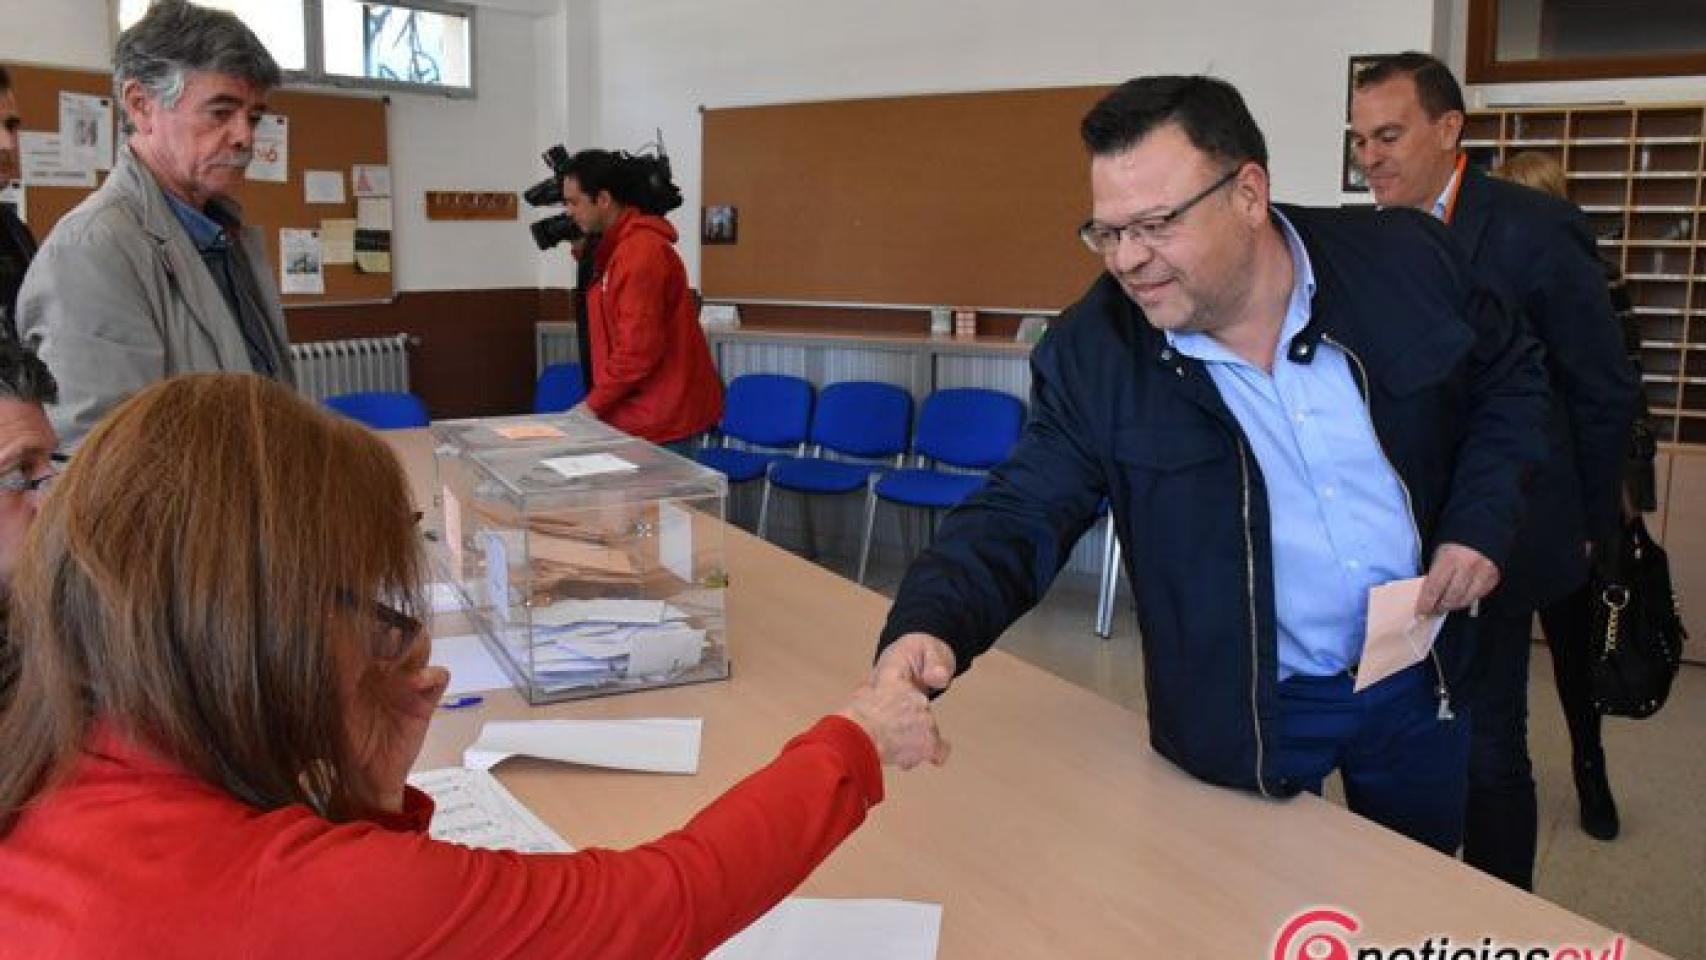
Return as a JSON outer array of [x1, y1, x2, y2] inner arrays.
[[1464, 102, 1706, 448]]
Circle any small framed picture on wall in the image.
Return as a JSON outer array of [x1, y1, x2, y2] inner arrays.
[[702, 205, 738, 244]]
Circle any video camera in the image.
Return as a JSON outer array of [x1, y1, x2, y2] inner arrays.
[[524, 134, 683, 251]]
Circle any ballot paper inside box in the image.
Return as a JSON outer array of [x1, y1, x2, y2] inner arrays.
[[431, 412, 730, 705]]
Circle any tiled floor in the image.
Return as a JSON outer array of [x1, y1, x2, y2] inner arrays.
[[844, 557, 1706, 959]]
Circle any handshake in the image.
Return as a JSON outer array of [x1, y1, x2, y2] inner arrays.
[[838, 633, 960, 770]]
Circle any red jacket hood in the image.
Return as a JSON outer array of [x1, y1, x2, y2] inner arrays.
[[596, 209, 678, 272]]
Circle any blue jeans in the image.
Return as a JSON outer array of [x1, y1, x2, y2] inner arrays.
[[1273, 663, 1471, 854]]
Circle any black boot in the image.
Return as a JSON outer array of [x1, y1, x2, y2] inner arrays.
[[1574, 757, 1620, 841]]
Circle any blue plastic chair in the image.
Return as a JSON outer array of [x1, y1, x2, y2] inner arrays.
[[324, 391, 430, 430], [694, 374, 814, 483], [533, 362, 587, 413], [855, 388, 1024, 583], [757, 381, 912, 550]]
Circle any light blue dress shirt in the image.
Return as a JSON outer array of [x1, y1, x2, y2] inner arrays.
[[1167, 210, 1420, 680]]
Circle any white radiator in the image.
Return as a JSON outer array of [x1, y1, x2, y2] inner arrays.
[[289, 334, 415, 400], [535, 321, 579, 375]]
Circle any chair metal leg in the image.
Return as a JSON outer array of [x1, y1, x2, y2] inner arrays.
[[757, 478, 774, 540], [1095, 519, 1122, 640], [801, 494, 817, 559], [857, 486, 880, 585]]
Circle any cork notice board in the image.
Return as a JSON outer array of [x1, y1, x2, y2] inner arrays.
[[8, 64, 392, 306], [701, 85, 1111, 310]]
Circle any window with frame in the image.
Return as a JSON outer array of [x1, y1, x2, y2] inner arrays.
[[1467, 0, 1706, 83], [116, 0, 474, 96]]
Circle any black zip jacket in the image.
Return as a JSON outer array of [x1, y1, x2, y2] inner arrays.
[[878, 204, 1550, 796]]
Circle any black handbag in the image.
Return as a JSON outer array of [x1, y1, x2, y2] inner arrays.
[[1590, 515, 1688, 718]]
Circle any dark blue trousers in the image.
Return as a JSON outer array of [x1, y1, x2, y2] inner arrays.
[[1462, 602, 1540, 889], [1273, 663, 1472, 855]]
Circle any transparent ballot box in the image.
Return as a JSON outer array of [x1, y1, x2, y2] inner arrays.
[[431, 413, 729, 704]]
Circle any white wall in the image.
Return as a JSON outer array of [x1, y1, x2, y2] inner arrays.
[[0, 0, 553, 293], [571, 0, 1442, 286], [387, 6, 545, 291]]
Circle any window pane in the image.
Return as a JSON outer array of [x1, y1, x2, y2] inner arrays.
[[116, 0, 308, 72], [1495, 0, 1706, 62], [323, 0, 473, 89]]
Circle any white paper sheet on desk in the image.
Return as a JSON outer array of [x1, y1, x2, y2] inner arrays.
[[429, 633, 512, 697], [408, 767, 573, 853], [542, 453, 637, 480], [465, 717, 702, 774], [707, 898, 942, 960], [1356, 576, 1446, 692]]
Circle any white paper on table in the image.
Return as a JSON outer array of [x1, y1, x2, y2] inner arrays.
[[352, 163, 391, 197], [708, 899, 943, 960], [278, 228, 324, 295], [407, 767, 573, 853], [428, 633, 512, 697], [320, 218, 356, 264], [357, 196, 393, 230], [19, 132, 94, 188], [57, 92, 114, 172], [246, 114, 288, 182], [464, 717, 702, 774], [305, 169, 345, 204], [1, 181, 24, 223], [1356, 576, 1446, 693], [542, 453, 638, 480]]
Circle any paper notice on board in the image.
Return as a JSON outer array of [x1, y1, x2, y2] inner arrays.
[[247, 114, 288, 182], [352, 164, 391, 197], [279, 228, 324, 295], [357, 196, 393, 231], [354, 228, 391, 274], [319, 218, 356, 264], [305, 169, 346, 204], [58, 92, 114, 172], [20, 133, 94, 188]]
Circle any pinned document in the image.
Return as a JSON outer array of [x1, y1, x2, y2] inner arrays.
[[58, 92, 114, 172], [464, 717, 703, 774], [247, 114, 288, 182], [1356, 577, 1446, 692]]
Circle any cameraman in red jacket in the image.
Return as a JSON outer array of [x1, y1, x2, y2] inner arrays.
[[561, 149, 722, 450]]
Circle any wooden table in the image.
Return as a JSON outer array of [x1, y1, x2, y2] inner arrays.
[[392, 431, 1664, 959]]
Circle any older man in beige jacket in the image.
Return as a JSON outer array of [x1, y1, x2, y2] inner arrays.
[[17, 0, 293, 446]]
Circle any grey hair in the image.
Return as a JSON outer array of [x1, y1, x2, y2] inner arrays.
[[113, 0, 282, 134], [0, 340, 58, 407]]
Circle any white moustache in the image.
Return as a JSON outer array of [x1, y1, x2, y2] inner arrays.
[[212, 153, 254, 168]]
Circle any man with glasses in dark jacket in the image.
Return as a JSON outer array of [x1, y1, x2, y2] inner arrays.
[[875, 75, 1549, 853]]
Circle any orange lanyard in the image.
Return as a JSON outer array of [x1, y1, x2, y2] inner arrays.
[[1440, 153, 1468, 224]]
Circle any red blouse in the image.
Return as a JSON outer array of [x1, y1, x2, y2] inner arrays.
[[0, 715, 881, 959]]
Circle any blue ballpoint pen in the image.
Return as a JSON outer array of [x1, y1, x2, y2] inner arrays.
[[439, 695, 484, 710]]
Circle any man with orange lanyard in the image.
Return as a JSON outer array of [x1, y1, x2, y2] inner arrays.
[[1351, 52, 1640, 890]]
